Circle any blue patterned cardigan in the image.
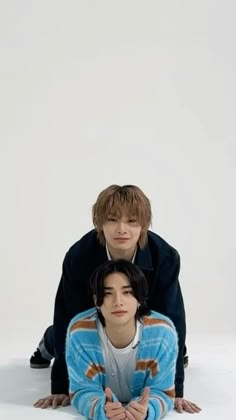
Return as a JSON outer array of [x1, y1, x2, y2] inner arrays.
[[66, 308, 178, 420]]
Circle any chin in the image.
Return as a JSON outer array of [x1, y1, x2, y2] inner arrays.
[[112, 242, 132, 249]]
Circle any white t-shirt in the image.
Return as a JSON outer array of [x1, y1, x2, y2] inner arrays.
[[98, 320, 142, 403]]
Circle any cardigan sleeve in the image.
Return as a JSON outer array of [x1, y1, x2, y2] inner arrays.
[[147, 342, 177, 419], [131, 326, 178, 420], [66, 328, 118, 420]]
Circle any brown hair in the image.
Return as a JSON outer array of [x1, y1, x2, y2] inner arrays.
[[92, 185, 152, 248]]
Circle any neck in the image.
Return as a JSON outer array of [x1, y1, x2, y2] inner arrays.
[[107, 245, 136, 261], [105, 319, 136, 349]]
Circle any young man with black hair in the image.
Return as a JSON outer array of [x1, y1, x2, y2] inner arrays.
[[65, 259, 178, 420]]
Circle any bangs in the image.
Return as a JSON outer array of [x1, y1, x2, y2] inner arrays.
[[100, 188, 148, 225], [106, 204, 143, 225]]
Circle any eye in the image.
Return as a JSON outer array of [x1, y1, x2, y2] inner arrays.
[[107, 217, 117, 222], [128, 219, 137, 224], [124, 290, 133, 295], [104, 291, 112, 296]]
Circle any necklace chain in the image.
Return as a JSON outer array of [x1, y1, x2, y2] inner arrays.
[[105, 332, 136, 377]]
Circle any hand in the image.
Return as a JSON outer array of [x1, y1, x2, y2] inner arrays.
[[104, 387, 126, 419], [125, 387, 149, 420], [175, 397, 201, 413], [34, 394, 70, 409]]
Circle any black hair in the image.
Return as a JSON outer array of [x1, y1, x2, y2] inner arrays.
[[89, 259, 150, 326]]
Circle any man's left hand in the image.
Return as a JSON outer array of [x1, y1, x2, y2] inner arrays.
[[175, 397, 201, 413]]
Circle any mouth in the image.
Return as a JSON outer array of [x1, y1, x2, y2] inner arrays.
[[111, 311, 127, 316], [114, 238, 130, 241]]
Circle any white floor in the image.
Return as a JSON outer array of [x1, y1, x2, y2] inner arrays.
[[0, 333, 235, 420]]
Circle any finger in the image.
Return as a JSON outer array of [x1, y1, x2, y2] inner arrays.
[[62, 396, 70, 407], [109, 413, 126, 420], [105, 405, 124, 418], [182, 404, 196, 414], [40, 399, 51, 409], [181, 401, 201, 414], [125, 409, 136, 420], [105, 387, 113, 402], [174, 401, 184, 413], [105, 407, 125, 419], [139, 387, 150, 405], [34, 398, 51, 408], [128, 401, 146, 412], [105, 401, 122, 410], [34, 399, 44, 407], [189, 403, 202, 412], [105, 405, 124, 414], [52, 397, 60, 409], [126, 404, 146, 418]]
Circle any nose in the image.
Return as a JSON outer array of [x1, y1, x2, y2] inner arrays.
[[117, 221, 127, 234], [113, 293, 123, 307]]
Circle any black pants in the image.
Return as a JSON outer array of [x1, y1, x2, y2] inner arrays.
[[38, 325, 55, 360]]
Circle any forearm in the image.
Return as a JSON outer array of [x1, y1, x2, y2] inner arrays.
[[51, 354, 69, 394], [175, 348, 185, 397], [71, 390, 108, 420], [52, 267, 72, 394], [172, 300, 186, 397], [163, 285, 186, 397], [130, 391, 174, 420]]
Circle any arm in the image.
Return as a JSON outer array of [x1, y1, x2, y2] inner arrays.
[[156, 249, 186, 398], [156, 253, 201, 414], [146, 343, 177, 419], [130, 328, 178, 420], [51, 256, 72, 394], [66, 328, 119, 420], [51, 247, 94, 394], [34, 269, 71, 408], [33, 267, 71, 408]]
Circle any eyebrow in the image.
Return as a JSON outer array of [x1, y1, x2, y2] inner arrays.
[[104, 285, 132, 290]]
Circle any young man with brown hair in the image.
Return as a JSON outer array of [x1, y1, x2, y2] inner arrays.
[[33, 185, 201, 413]]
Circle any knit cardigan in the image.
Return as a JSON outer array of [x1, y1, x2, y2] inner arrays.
[[66, 308, 178, 420]]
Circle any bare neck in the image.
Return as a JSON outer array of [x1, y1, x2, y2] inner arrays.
[[105, 320, 136, 349]]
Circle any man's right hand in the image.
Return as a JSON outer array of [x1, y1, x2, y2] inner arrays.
[[104, 387, 126, 419], [34, 394, 70, 409]]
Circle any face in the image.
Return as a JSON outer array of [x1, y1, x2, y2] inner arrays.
[[99, 272, 139, 328], [102, 214, 142, 255]]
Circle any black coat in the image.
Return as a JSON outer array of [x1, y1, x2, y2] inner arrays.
[[51, 229, 186, 397]]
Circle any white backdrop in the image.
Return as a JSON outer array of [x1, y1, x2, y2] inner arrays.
[[0, 0, 235, 344]]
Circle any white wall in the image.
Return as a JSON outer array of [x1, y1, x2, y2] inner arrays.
[[0, 0, 235, 338]]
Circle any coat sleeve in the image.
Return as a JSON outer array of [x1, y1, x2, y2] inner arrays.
[[66, 329, 118, 420], [156, 249, 186, 397], [51, 250, 85, 394], [132, 328, 178, 420], [51, 236, 105, 395], [50, 253, 72, 394]]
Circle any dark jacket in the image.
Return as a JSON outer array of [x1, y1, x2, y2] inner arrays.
[[51, 229, 186, 397]]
